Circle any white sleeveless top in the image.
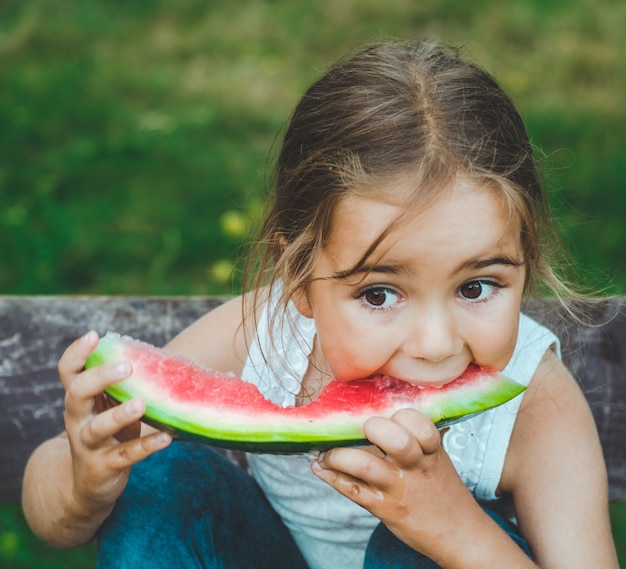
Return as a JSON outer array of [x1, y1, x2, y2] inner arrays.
[[242, 292, 559, 569]]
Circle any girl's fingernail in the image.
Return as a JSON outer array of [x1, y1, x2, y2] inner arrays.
[[115, 362, 132, 376], [82, 330, 97, 344], [311, 460, 322, 473], [156, 433, 172, 447], [126, 399, 141, 415]]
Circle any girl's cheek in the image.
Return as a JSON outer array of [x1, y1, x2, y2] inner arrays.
[[475, 327, 518, 371]]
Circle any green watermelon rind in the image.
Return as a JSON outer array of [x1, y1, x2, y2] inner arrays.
[[87, 333, 526, 454]]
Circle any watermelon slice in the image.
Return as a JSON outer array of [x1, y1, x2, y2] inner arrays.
[[85, 332, 525, 454]]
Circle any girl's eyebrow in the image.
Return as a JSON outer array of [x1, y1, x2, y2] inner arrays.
[[459, 256, 525, 271], [331, 256, 523, 282], [331, 263, 408, 281]]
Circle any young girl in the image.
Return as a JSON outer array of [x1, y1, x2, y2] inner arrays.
[[22, 40, 618, 568]]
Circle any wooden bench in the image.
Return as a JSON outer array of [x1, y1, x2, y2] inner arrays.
[[1, 296, 625, 504]]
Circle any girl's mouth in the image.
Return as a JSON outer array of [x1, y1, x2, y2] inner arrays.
[[369, 364, 479, 390]]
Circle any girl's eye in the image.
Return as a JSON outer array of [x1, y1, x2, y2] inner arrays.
[[459, 280, 502, 302], [359, 287, 402, 310]]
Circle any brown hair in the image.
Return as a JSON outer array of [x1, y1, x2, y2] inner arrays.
[[243, 40, 576, 331]]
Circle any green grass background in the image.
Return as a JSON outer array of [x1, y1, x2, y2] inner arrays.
[[1, 0, 624, 566]]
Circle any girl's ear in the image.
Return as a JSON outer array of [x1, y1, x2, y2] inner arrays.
[[292, 286, 314, 318]]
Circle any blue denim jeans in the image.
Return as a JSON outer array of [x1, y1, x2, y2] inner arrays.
[[98, 441, 531, 568], [363, 508, 532, 568]]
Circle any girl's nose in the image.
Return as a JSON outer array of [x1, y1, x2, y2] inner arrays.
[[402, 304, 462, 363]]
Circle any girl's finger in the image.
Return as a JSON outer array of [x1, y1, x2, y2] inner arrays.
[[361, 410, 442, 472], [312, 458, 393, 510], [104, 431, 172, 470], [80, 398, 145, 449], [390, 408, 441, 455], [314, 447, 396, 490], [64, 360, 133, 423], [93, 394, 142, 442], [362, 415, 424, 469], [58, 331, 100, 388], [71, 360, 132, 401]]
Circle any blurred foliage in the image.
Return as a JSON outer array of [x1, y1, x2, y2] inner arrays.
[[1, 0, 624, 567], [0, 505, 96, 568], [0, 0, 625, 296]]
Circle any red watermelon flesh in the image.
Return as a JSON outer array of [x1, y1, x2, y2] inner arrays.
[[85, 332, 526, 453]]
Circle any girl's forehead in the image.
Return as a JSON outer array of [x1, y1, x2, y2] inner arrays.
[[336, 176, 507, 227], [326, 180, 523, 268]]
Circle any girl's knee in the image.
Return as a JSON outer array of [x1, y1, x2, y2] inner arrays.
[[99, 442, 241, 538], [97, 442, 247, 567], [98, 441, 308, 569]]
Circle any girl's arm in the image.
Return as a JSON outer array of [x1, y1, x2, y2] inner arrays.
[[313, 349, 619, 568], [164, 295, 251, 372], [314, 410, 538, 568], [21, 296, 249, 548], [500, 349, 619, 568]]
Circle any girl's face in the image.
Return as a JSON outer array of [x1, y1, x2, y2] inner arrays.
[[295, 178, 526, 387]]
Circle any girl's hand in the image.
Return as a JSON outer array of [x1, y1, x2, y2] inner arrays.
[[60, 331, 171, 516], [312, 408, 482, 562]]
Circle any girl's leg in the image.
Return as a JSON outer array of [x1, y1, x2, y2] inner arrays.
[[97, 441, 309, 569], [363, 509, 532, 569]]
